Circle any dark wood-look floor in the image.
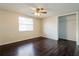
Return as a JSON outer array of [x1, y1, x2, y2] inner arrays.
[[0, 37, 79, 56]]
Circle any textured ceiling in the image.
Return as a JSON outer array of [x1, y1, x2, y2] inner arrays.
[[0, 3, 79, 18]]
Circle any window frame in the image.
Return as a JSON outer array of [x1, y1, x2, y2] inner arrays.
[[18, 16, 34, 32]]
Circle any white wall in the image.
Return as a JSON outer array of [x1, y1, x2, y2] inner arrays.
[[0, 10, 42, 45], [42, 16, 58, 40]]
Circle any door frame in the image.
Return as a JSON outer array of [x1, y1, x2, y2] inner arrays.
[[57, 12, 78, 45]]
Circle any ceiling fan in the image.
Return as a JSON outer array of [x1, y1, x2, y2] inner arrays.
[[31, 7, 47, 16]]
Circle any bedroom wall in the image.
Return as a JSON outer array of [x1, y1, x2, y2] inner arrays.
[[42, 16, 58, 40], [0, 10, 42, 45]]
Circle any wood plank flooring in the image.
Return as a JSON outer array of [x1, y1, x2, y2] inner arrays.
[[0, 37, 79, 56]]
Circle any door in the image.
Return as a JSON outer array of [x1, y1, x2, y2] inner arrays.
[[58, 14, 76, 41]]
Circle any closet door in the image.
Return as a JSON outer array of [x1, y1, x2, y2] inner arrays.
[[58, 16, 67, 39], [67, 14, 76, 41]]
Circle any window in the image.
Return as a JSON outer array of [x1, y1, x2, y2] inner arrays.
[[18, 16, 33, 31]]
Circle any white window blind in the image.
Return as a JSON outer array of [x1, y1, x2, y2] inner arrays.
[[19, 16, 33, 31]]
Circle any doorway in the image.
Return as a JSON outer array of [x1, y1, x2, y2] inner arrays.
[[58, 14, 76, 41]]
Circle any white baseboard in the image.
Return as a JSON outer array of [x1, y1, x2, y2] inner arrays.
[[0, 36, 40, 46]]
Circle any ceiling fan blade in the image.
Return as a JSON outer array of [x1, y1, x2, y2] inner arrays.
[[29, 7, 47, 16], [39, 9, 47, 13], [29, 7, 36, 11], [41, 12, 47, 14]]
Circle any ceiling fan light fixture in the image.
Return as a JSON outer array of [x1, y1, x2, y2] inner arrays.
[[31, 7, 47, 16], [35, 12, 42, 16]]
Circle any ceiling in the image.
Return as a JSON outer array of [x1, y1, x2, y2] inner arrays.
[[0, 3, 79, 18]]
